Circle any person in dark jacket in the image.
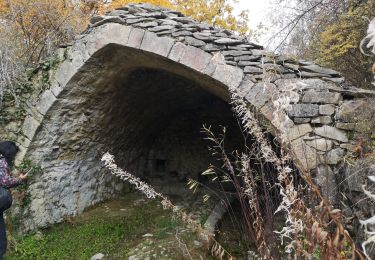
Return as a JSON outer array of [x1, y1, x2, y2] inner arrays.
[[0, 141, 28, 259]]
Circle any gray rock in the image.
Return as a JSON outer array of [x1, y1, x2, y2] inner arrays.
[[222, 50, 252, 56], [148, 25, 174, 32], [287, 124, 313, 141], [156, 30, 173, 36], [135, 21, 158, 28], [225, 61, 237, 66], [314, 126, 348, 142], [192, 32, 214, 42], [160, 19, 180, 26], [284, 63, 299, 71], [179, 45, 211, 72], [323, 77, 345, 84], [137, 12, 167, 19], [236, 75, 255, 97], [22, 116, 40, 140], [91, 16, 125, 27], [212, 64, 244, 90], [288, 104, 319, 117], [302, 90, 342, 104], [172, 30, 193, 37], [294, 117, 311, 124], [184, 36, 205, 47], [244, 66, 263, 74], [234, 55, 260, 61], [214, 38, 243, 45], [140, 31, 174, 56], [203, 43, 224, 52], [36, 90, 57, 115], [311, 116, 332, 124], [90, 15, 104, 24], [244, 82, 276, 108], [319, 104, 335, 115], [326, 148, 345, 164], [291, 138, 318, 170], [306, 138, 333, 151], [299, 71, 330, 78], [301, 64, 340, 75], [312, 165, 337, 203], [168, 42, 186, 61], [91, 253, 105, 260], [237, 61, 261, 67], [127, 27, 145, 48], [335, 122, 355, 130], [126, 17, 154, 24]]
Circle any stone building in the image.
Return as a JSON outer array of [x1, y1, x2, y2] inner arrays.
[[7, 4, 375, 230]]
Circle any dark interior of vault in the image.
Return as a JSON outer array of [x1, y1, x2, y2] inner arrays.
[[98, 68, 244, 196]]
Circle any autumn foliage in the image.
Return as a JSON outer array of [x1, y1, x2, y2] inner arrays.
[[0, 0, 248, 66]]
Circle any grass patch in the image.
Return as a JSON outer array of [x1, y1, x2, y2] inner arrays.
[[7, 200, 177, 259]]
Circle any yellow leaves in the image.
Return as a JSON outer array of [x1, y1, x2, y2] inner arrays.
[[174, 0, 249, 34], [0, 0, 249, 66], [312, 0, 375, 88], [110, 0, 173, 10], [84, 0, 249, 34]]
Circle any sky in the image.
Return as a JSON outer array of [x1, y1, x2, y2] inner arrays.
[[234, 0, 272, 28], [233, 0, 274, 46]]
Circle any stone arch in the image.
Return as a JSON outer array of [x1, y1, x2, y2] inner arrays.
[[15, 4, 375, 229]]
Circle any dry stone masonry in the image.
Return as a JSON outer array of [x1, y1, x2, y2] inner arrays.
[[13, 4, 375, 230]]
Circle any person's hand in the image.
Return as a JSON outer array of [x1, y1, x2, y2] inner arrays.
[[19, 173, 28, 181]]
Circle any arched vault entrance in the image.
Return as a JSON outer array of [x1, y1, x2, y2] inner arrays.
[[16, 4, 375, 230]]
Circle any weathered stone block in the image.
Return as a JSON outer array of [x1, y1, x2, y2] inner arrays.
[[54, 60, 79, 87], [236, 75, 255, 97], [302, 90, 342, 104], [306, 138, 333, 151], [234, 55, 259, 62], [238, 61, 261, 67], [294, 117, 311, 124], [244, 66, 263, 74], [168, 42, 186, 62], [301, 64, 340, 76], [314, 125, 348, 142], [326, 148, 345, 164], [222, 50, 252, 56], [291, 138, 319, 170], [36, 90, 57, 115], [91, 16, 125, 27], [140, 31, 175, 56], [86, 24, 131, 55], [336, 99, 367, 122], [136, 21, 158, 28], [50, 81, 63, 97], [127, 27, 145, 48], [287, 124, 313, 141], [179, 45, 212, 72], [319, 104, 335, 115], [22, 116, 40, 140], [311, 116, 332, 124], [212, 64, 244, 90], [149, 25, 174, 32], [172, 30, 193, 37], [288, 104, 319, 117], [184, 36, 205, 47], [214, 38, 243, 45], [312, 165, 337, 203], [244, 82, 276, 108], [335, 122, 355, 130]]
